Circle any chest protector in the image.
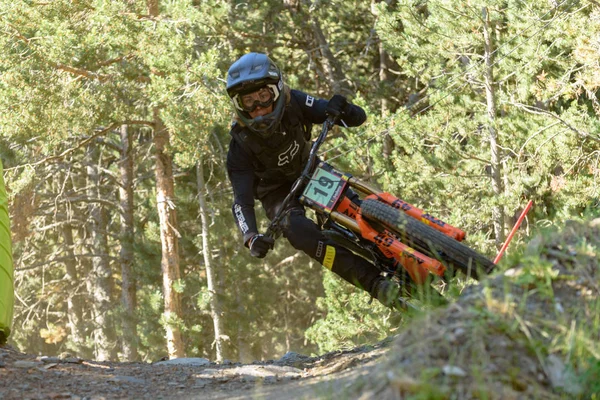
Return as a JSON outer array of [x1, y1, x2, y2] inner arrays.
[[230, 95, 312, 188]]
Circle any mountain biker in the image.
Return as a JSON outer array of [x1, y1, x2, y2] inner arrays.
[[225, 52, 403, 309]]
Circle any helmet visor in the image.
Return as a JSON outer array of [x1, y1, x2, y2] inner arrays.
[[232, 84, 279, 113]]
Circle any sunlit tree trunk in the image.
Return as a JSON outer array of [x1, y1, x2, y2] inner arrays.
[[148, 0, 185, 360], [483, 7, 505, 248], [196, 160, 226, 362], [119, 125, 138, 361], [153, 113, 185, 359]]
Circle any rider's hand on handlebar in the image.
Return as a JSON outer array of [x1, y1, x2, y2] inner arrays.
[[326, 94, 349, 118], [248, 234, 275, 258]]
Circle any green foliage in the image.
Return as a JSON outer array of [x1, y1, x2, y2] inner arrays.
[[2, 0, 599, 367], [513, 257, 558, 299], [369, 0, 600, 258], [306, 272, 399, 353], [579, 354, 600, 397]]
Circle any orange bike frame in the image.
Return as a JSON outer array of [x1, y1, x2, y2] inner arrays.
[[330, 189, 465, 285]]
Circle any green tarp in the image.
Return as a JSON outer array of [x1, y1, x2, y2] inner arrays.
[[0, 159, 13, 344]]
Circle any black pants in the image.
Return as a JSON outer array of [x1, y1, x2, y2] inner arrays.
[[260, 183, 382, 294]]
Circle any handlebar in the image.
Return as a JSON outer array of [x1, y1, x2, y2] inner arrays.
[[265, 115, 337, 238]]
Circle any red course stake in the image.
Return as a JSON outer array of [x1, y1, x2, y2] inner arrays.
[[493, 200, 534, 264]]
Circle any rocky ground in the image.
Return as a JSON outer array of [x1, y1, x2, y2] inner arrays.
[[1, 219, 599, 399], [0, 341, 393, 400]]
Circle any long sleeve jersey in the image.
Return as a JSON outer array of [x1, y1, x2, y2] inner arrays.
[[226, 89, 367, 245]]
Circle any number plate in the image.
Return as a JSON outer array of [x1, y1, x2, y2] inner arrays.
[[300, 163, 349, 214]]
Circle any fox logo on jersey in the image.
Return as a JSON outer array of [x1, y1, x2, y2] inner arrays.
[[278, 140, 300, 166]]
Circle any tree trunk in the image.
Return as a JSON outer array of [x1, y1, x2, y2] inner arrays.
[[482, 7, 505, 248], [86, 145, 115, 361], [61, 223, 91, 359], [287, 2, 351, 96], [147, 0, 158, 15], [196, 161, 226, 362], [309, 17, 351, 96], [153, 111, 185, 359], [119, 125, 138, 361], [147, 0, 184, 360], [373, 0, 398, 159], [379, 43, 396, 158]]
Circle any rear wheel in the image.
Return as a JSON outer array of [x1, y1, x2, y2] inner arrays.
[[360, 199, 495, 280]]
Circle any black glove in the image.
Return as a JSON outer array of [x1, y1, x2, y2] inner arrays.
[[248, 234, 275, 258], [326, 94, 349, 118]]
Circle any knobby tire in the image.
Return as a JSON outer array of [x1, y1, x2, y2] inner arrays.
[[360, 199, 495, 280]]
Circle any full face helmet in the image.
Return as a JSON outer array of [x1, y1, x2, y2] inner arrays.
[[226, 53, 285, 139]]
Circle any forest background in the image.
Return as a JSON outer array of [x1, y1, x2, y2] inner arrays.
[[0, 0, 598, 364]]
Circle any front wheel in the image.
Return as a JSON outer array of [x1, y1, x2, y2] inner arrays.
[[360, 199, 495, 280]]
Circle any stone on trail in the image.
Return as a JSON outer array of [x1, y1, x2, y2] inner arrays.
[[154, 357, 211, 366]]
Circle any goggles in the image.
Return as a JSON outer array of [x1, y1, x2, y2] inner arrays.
[[233, 84, 279, 113]]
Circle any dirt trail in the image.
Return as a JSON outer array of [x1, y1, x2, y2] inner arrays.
[[0, 341, 391, 399]]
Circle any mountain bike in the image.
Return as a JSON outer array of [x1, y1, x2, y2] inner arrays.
[[266, 116, 496, 303]]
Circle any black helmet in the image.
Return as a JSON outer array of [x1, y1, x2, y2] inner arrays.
[[226, 53, 285, 139]]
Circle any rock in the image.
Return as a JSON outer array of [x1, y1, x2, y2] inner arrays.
[[196, 368, 220, 376], [278, 351, 310, 364], [233, 365, 303, 378], [442, 365, 467, 377], [14, 360, 42, 369], [37, 356, 61, 363], [546, 354, 583, 395], [554, 301, 564, 313], [504, 268, 523, 277], [154, 357, 210, 366], [193, 378, 210, 388]]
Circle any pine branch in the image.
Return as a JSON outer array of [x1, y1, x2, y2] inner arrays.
[[16, 254, 120, 272], [6, 121, 153, 172], [509, 102, 600, 143]]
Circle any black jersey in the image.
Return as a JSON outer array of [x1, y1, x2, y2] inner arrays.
[[227, 89, 366, 244]]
